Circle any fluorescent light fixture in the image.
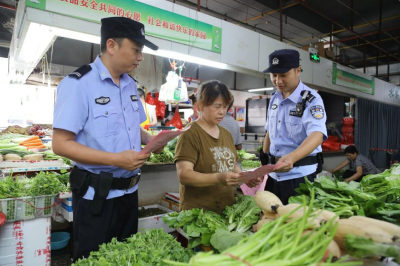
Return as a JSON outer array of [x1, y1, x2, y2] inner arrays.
[[248, 87, 274, 92], [52, 27, 101, 44], [143, 47, 229, 70]]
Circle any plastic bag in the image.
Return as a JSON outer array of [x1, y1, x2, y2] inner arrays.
[[145, 92, 156, 105], [154, 92, 166, 120], [166, 105, 183, 129], [159, 71, 188, 103]]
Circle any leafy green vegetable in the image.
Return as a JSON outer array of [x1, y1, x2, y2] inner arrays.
[[73, 229, 194, 266], [0, 149, 33, 157], [149, 147, 175, 163], [223, 195, 260, 233], [345, 234, 400, 262], [27, 171, 67, 196], [0, 176, 25, 199], [237, 150, 257, 160], [210, 229, 248, 253], [241, 160, 261, 170]]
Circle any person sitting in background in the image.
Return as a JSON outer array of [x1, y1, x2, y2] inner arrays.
[[138, 88, 157, 128], [219, 99, 242, 150], [188, 93, 199, 123], [329, 145, 380, 183]]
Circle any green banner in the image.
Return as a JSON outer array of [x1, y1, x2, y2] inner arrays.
[[332, 63, 375, 95], [26, 0, 222, 53]]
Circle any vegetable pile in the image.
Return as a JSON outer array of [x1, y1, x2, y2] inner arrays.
[[237, 150, 257, 161], [147, 137, 178, 164], [0, 170, 70, 199], [163, 195, 260, 250], [241, 160, 261, 170], [290, 164, 400, 224], [73, 229, 194, 266], [165, 190, 361, 266]]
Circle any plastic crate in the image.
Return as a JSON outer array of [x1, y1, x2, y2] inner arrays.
[[0, 195, 54, 223]]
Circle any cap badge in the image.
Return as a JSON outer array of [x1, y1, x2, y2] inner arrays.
[[272, 58, 279, 65], [141, 27, 145, 36]]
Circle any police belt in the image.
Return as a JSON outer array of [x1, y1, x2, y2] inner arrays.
[[74, 166, 141, 190], [272, 156, 318, 167]]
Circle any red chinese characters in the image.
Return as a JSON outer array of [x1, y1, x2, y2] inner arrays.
[[156, 19, 162, 27], [189, 28, 194, 36], [200, 31, 206, 39], [125, 11, 132, 19], [16, 241, 24, 265], [80, 0, 89, 7], [169, 22, 176, 31], [182, 26, 188, 34], [89, 0, 98, 10], [99, 2, 107, 12], [108, 4, 116, 15], [133, 12, 141, 22], [194, 30, 199, 37], [162, 20, 168, 29], [61, 0, 68, 2], [116, 7, 125, 17], [70, 0, 79, 4], [176, 24, 182, 33], [148, 16, 154, 25]]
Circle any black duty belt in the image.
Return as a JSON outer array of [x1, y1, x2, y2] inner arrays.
[[73, 166, 141, 190], [273, 156, 318, 167]]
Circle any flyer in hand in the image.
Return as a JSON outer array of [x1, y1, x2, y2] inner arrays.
[[140, 130, 184, 154], [240, 163, 283, 183]]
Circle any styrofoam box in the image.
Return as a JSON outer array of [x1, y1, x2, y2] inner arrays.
[[0, 217, 51, 266], [138, 205, 174, 233], [59, 198, 73, 222]]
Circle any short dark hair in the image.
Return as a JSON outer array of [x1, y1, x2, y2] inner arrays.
[[227, 96, 234, 111], [137, 88, 145, 99], [344, 145, 358, 154], [196, 80, 233, 107], [100, 37, 124, 53]]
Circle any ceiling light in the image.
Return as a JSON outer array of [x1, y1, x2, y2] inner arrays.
[[248, 87, 274, 92]]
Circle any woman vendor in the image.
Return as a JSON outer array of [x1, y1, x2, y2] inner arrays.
[[174, 80, 260, 214], [329, 145, 380, 183]]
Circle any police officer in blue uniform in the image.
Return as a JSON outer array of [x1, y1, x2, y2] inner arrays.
[[260, 49, 327, 205], [52, 17, 162, 261]]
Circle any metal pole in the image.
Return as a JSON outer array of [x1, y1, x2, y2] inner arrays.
[[280, 0, 283, 42], [387, 54, 390, 81], [350, 0, 354, 30], [363, 39, 366, 74], [330, 23, 333, 48], [376, 0, 382, 77], [197, 0, 200, 12]]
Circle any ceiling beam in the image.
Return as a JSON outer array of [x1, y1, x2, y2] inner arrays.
[[0, 3, 16, 11], [241, 2, 299, 24], [324, 26, 400, 45], [293, 0, 400, 62]]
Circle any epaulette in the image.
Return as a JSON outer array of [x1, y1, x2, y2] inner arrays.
[[271, 91, 276, 95], [128, 74, 138, 83], [68, 65, 92, 79], [300, 90, 316, 103]]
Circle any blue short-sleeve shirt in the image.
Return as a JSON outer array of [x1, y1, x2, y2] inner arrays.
[[53, 56, 147, 200], [265, 81, 327, 181]]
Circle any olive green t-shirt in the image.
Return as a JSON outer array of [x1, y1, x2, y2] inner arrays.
[[174, 121, 238, 214]]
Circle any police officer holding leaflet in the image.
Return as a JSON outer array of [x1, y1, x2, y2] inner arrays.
[[261, 49, 327, 205], [52, 17, 162, 261]]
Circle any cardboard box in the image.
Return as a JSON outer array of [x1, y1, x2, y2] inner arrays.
[[325, 48, 335, 59], [160, 197, 180, 212]]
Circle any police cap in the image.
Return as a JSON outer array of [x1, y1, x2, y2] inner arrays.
[[101, 17, 158, 51], [263, 49, 300, 73]]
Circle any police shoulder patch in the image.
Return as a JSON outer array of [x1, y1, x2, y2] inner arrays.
[[301, 90, 316, 103], [69, 65, 92, 79], [310, 105, 324, 119]]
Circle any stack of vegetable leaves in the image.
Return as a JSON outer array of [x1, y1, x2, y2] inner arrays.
[[164, 191, 361, 266], [163, 195, 260, 251], [237, 150, 257, 161], [0, 170, 70, 199], [241, 160, 261, 170], [290, 164, 400, 224], [73, 229, 194, 266]]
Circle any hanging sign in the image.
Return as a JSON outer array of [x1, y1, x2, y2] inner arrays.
[[332, 62, 375, 95], [26, 0, 222, 53]]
